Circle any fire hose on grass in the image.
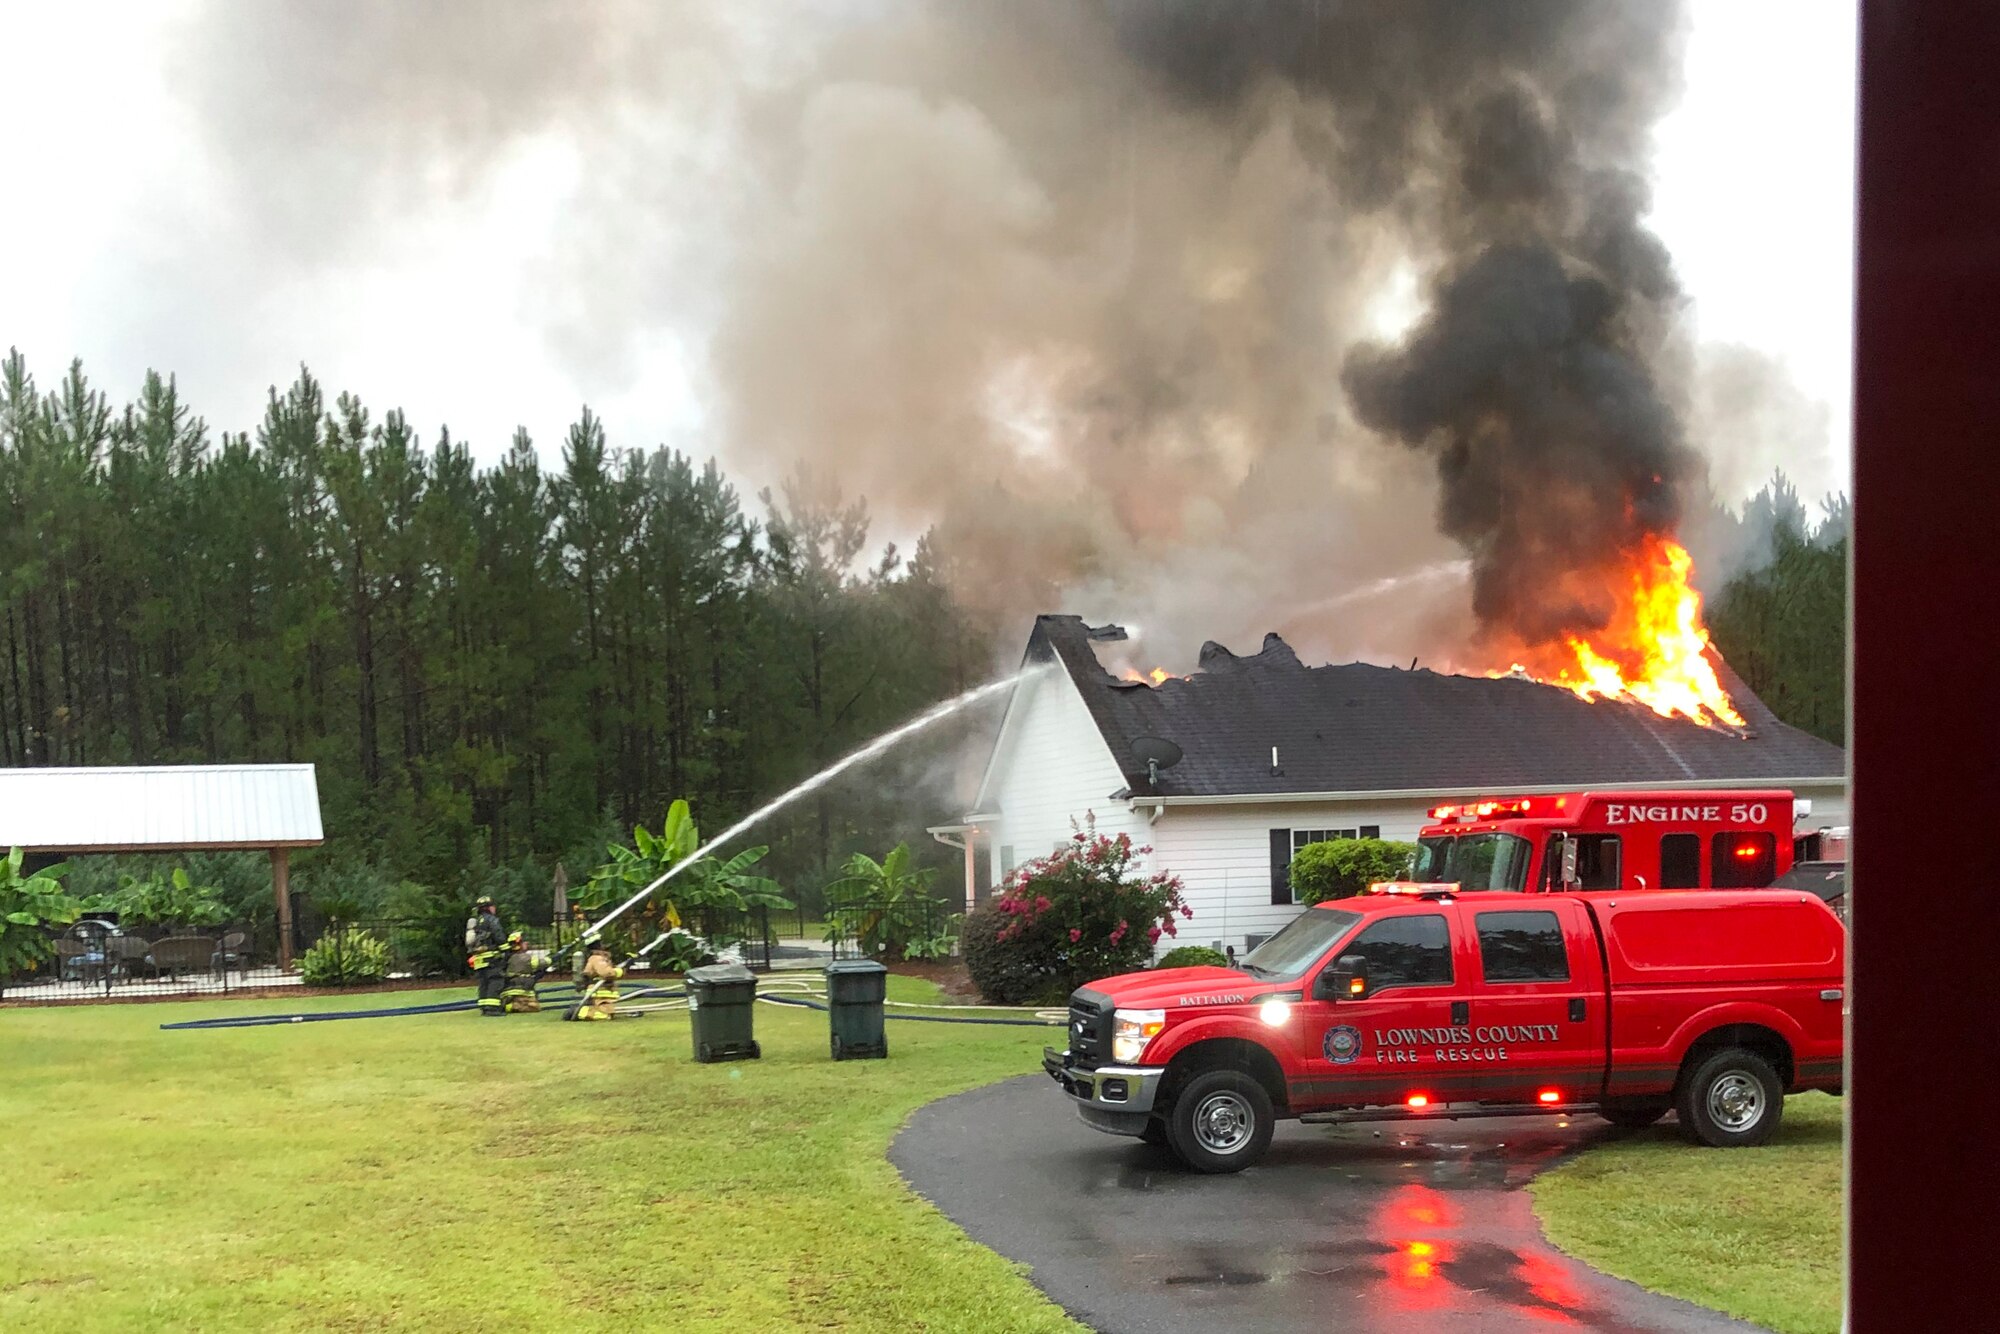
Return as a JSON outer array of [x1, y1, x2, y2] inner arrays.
[[157, 976, 1067, 1031]]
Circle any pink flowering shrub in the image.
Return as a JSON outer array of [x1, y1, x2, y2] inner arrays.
[[963, 819, 1189, 1004]]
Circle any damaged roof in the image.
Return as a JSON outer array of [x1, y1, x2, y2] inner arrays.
[[1023, 614, 1845, 800]]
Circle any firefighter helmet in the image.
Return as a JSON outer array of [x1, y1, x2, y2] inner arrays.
[[474, 895, 496, 910]]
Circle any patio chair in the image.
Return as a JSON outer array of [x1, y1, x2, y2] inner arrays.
[[148, 936, 216, 980], [54, 937, 105, 984], [107, 934, 157, 982], [210, 930, 249, 979]]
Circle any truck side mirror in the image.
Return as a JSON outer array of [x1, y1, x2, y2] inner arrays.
[[1559, 834, 1579, 888], [1326, 953, 1369, 1000]]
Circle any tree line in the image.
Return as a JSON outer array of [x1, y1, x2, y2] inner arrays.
[[0, 351, 999, 903], [1704, 472, 1849, 748]]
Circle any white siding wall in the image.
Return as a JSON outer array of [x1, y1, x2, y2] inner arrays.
[[1150, 799, 1440, 958], [983, 668, 1149, 886], [1794, 780, 1849, 830]]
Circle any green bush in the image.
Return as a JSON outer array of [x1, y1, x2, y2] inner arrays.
[[84, 867, 230, 933], [1155, 945, 1229, 970], [384, 879, 467, 978], [961, 899, 1049, 1005], [299, 927, 391, 986], [293, 858, 405, 921], [1289, 838, 1417, 903], [964, 825, 1189, 1005]]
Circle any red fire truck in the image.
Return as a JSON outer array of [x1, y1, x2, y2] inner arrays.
[[1043, 882, 1845, 1173], [1410, 789, 1807, 895]]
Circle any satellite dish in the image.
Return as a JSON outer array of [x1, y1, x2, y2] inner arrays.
[[1131, 735, 1183, 789]]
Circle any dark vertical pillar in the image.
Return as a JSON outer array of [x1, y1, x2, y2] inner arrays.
[[1851, 3, 2000, 1327]]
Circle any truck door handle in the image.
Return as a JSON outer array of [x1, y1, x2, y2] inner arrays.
[[1451, 1001, 1469, 1026], [1569, 998, 1587, 1023]]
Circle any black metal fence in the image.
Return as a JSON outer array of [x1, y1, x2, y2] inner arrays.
[[0, 904, 792, 1003], [822, 896, 959, 961]]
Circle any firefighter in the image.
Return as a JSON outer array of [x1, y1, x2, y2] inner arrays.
[[465, 895, 509, 1017], [574, 940, 624, 1021], [500, 931, 551, 1013], [569, 904, 594, 991]]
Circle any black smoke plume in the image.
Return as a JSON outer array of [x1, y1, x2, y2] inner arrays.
[[174, 0, 1699, 670]]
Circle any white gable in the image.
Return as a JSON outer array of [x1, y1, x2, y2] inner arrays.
[[979, 665, 1147, 881]]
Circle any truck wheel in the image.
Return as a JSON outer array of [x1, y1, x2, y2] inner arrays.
[[1598, 1101, 1669, 1130], [1677, 1048, 1785, 1147], [1139, 1118, 1169, 1146], [1166, 1069, 1274, 1174]]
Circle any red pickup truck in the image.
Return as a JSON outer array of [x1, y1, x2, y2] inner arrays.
[[1043, 884, 1845, 1173]]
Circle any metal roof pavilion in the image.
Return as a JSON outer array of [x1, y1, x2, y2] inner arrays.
[[0, 764, 323, 853], [0, 764, 324, 964]]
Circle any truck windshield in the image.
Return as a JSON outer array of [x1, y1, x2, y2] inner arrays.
[[1240, 907, 1363, 980], [1413, 833, 1533, 891]]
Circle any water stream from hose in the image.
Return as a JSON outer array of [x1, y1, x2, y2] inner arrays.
[[578, 668, 1032, 960]]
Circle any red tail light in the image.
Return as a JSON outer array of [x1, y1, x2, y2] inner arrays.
[[1406, 1093, 1430, 1108], [1537, 1089, 1561, 1104]]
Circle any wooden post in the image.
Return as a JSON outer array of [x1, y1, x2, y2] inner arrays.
[[272, 847, 293, 968]]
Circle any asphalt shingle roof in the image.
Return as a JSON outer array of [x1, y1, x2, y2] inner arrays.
[[1024, 614, 1846, 800]]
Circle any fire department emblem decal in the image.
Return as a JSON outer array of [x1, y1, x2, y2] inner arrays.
[[1323, 1025, 1363, 1065]]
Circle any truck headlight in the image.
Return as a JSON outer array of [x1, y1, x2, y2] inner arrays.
[[1112, 1008, 1165, 1064]]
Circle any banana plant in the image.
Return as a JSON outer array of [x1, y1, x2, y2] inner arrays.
[[823, 843, 938, 961], [580, 799, 791, 950], [0, 848, 79, 991]]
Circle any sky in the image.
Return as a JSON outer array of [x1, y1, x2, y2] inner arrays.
[[0, 0, 1857, 512]]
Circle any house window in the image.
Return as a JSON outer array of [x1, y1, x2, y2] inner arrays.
[[1359, 825, 1380, 839], [1273, 828, 1360, 904], [1291, 828, 1357, 855]]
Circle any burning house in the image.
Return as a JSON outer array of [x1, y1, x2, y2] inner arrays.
[[935, 615, 1846, 959]]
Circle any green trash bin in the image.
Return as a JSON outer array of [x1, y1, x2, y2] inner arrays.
[[687, 962, 761, 1063], [825, 958, 888, 1060]]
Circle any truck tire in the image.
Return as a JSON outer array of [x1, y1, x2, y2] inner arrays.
[[1166, 1069, 1274, 1174], [1598, 1101, 1669, 1129], [1677, 1047, 1785, 1147]]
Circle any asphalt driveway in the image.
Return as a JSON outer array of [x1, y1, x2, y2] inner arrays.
[[891, 1074, 1765, 1334]]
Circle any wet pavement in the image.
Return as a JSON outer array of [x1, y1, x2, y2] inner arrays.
[[891, 1075, 1765, 1334]]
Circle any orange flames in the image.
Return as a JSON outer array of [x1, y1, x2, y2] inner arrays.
[[1120, 666, 1174, 685], [1499, 536, 1745, 729]]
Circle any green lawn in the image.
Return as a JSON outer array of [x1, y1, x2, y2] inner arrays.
[[1530, 1093, 1845, 1334], [0, 979, 1082, 1333]]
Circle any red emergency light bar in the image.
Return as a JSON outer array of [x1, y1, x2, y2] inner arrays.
[[1368, 881, 1462, 896], [1428, 798, 1540, 821]]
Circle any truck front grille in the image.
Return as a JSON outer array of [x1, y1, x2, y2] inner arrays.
[[1068, 988, 1113, 1069]]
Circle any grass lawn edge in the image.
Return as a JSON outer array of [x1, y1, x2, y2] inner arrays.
[[1527, 1094, 1844, 1334]]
